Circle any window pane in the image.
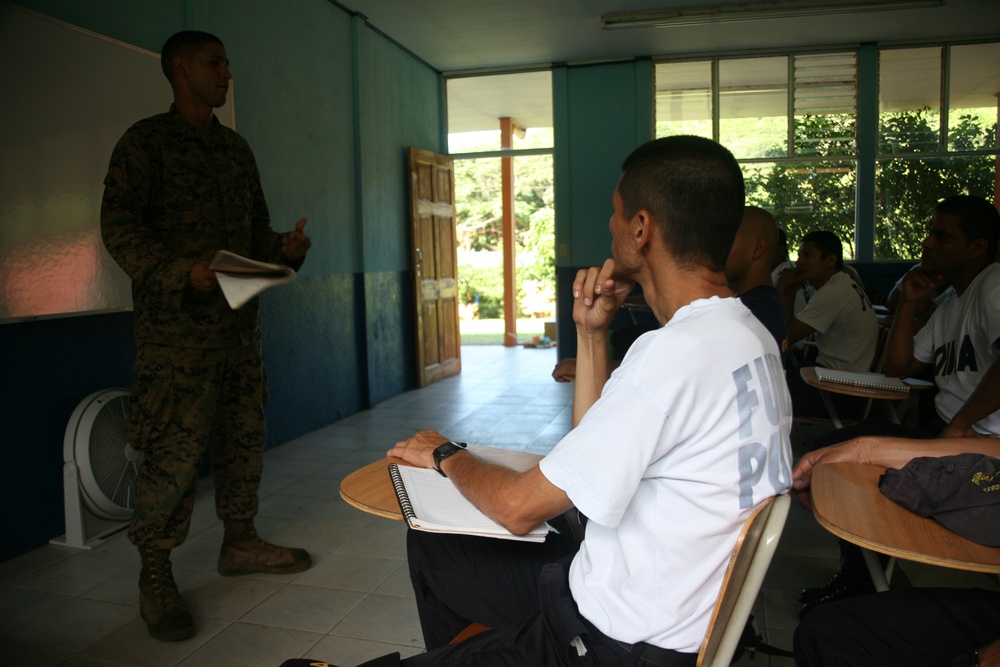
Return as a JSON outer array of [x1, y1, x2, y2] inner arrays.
[[655, 61, 712, 139], [875, 154, 997, 259], [447, 71, 553, 154], [720, 57, 788, 159], [879, 47, 942, 154], [948, 43, 1000, 151], [794, 53, 857, 157], [744, 160, 858, 258]]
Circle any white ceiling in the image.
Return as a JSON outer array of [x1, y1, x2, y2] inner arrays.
[[339, 0, 1000, 73], [337, 0, 1000, 133]]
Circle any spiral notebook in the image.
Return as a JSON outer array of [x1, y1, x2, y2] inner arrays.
[[388, 463, 549, 542], [814, 368, 909, 393]]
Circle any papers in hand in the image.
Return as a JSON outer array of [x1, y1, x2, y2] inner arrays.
[[389, 462, 549, 543], [814, 368, 909, 393], [209, 250, 296, 309]]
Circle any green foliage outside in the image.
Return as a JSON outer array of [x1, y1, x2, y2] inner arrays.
[[658, 107, 996, 260], [454, 108, 996, 321], [741, 108, 996, 260], [454, 129, 555, 319]]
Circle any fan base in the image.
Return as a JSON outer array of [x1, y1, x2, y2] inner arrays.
[[50, 514, 129, 550]]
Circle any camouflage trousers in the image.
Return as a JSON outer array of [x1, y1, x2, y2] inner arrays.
[[126, 343, 268, 550]]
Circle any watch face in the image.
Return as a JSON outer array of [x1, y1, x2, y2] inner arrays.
[[433, 442, 466, 476], [436, 443, 461, 458]]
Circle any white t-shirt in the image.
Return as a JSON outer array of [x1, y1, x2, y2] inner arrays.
[[539, 297, 793, 653], [796, 271, 878, 371], [914, 263, 1000, 435]]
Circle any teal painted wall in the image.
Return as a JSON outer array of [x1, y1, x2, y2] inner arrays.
[[553, 60, 655, 355], [1, 0, 441, 560], [356, 27, 444, 402]]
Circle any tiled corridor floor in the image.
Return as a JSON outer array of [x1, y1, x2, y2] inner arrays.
[[2, 345, 995, 666]]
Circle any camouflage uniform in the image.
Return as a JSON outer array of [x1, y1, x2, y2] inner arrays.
[[101, 105, 300, 550]]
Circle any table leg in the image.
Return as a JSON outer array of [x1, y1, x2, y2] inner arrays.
[[861, 548, 894, 592], [817, 390, 844, 429], [881, 400, 902, 425]]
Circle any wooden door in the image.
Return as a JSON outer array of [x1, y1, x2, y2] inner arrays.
[[408, 147, 461, 387]]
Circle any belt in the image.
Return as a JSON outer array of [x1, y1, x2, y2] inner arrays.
[[614, 640, 698, 667]]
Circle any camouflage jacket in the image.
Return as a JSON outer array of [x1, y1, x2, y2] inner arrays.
[[101, 105, 296, 348]]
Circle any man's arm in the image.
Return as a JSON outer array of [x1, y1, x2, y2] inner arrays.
[[101, 130, 196, 301], [786, 318, 816, 347], [775, 268, 805, 322], [790, 435, 1000, 509], [943, 355, 1000, 437], [570, 259, 634, 426], [387, 430, 572, 536], [884, 267, 939, 378]]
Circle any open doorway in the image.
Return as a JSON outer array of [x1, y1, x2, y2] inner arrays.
[[446, 71, 555, 347]]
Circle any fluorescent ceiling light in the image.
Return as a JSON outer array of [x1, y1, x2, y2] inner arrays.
[[601, 0, 945, 29]]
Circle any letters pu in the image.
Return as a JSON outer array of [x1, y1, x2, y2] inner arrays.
[[732, 353, 790, 508]]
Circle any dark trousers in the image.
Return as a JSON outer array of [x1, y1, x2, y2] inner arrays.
[[397, 530, 697, 667], [794, 588, 1000, 666]]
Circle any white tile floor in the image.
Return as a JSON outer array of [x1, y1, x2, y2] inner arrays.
[[1, 345, 994, 666]]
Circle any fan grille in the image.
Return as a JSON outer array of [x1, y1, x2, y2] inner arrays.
[[88, 394, 142, 511]]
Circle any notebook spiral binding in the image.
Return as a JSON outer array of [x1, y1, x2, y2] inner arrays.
[[389, 464, 417, 521]]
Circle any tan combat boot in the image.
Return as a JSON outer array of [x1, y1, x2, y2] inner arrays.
[[218, 521, 311, 576], [137, 546, 194, 641]]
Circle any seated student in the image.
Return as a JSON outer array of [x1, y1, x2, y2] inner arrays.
[[776, 230, 879, 418], [798, 196, 1000, 614], [289, 136, 793, 667], [790, 435, 1000, 667], [725, 205, 788, 350], [885, 194, 1000, 438]]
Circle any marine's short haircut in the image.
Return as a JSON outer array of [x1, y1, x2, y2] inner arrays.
[[160, 31, 224, 83], [801, 230, 844, 270], [935, 195, 1000, 259], [618, 135, 745, 272]]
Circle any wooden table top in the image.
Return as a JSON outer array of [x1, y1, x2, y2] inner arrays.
[[340, 456, 409, 521], [800, 366, 912, 400], [811, 462, 1000, 574], [339, 446, 545, 521]]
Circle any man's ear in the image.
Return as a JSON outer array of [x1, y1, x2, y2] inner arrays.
[[173, 54, 190, 81], [751, 239, 766, 260], [633, 210, 654, 251], [968, 236, 990, 260]]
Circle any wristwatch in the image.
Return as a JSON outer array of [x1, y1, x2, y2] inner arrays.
[[432, 441, 467, 477]]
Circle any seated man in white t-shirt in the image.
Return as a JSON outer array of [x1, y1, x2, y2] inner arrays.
[[885, 194, 1000, 437], [289, 136, 793, 667], [777, 230, 879, 418]]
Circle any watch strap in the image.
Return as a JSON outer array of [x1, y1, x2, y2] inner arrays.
[[433, 441, 467, 477]]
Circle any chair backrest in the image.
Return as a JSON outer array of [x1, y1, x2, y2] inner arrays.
[[869, 323, 891, 373], [696, 493, 791, 667]]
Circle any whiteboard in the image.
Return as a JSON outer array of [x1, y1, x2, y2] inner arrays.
[[0, 3, 234, 322]]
